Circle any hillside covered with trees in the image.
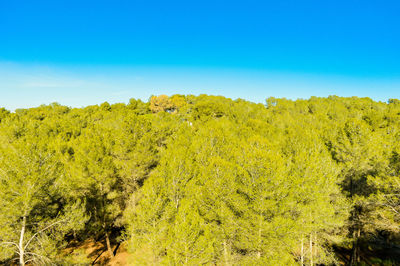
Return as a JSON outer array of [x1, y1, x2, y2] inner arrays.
[[1, 95, 400, 265]]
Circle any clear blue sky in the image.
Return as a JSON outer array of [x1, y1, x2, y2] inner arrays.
[[1, 0, 399, 110]]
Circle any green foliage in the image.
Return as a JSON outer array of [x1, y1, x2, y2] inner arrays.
[[1, 95, 400, 264], [0, 117, 87, 264]]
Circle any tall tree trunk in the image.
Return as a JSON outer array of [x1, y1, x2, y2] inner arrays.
[[350, 229, 358, 265], [223, 240, 229, 266], [300, 236, 304, 266], [356, 228, 361, 263], [19, 216, 26, 266], [349, 176, 358, 266], [309, 233, 313, 266], [105, 231, 114, 258], [101, 190, 114, 258]]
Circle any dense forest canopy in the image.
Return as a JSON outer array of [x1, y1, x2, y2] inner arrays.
[[1, 95, 400, 265]]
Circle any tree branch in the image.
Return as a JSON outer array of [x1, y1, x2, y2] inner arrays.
[[0, 241, 19, 249], [23, 219, 64, 250]]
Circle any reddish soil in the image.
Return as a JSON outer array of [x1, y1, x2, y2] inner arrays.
[[65, 239, 130, 265]]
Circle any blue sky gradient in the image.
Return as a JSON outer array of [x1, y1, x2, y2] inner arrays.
[[1, 0, 399, 110]]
